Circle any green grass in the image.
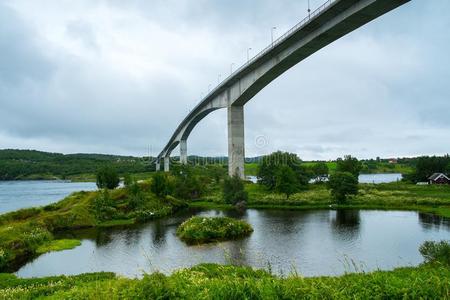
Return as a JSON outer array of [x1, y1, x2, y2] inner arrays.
[[245, 163, 259, 176], [177, 216, 253, 244], [194, 181, 450, 218], [0, 263, 448, 299], [36, 239, 81, 254]]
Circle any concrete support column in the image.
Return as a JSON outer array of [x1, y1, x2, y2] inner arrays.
[[227, 105, 245, 179], [155, 160, 160, 172], [164, 156, 170, 172], [180, 139, 188, 165]]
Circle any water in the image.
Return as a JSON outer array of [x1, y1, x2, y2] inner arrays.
[[0, 181, 97, 214], [16, 209, 450, 278], [359, 173, 402, 184]]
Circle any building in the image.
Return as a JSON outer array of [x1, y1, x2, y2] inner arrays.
[[428, 173, 450, 185]]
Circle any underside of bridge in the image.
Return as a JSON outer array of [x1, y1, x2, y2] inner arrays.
[[156, 0, 411, 178]]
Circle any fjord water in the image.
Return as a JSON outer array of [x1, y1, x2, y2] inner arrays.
[[0, 181, 97, 214], [16, 208, 450, 278]]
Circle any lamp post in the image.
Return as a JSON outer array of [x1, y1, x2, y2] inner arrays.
[[271, 26, 277, 46], [247, 47, 252, 63], [230, 63, 235, 75], [308, 0, 311, 19], [217, 74, 221, 84]]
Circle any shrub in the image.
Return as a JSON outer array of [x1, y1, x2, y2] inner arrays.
[[0, 248, 10, 270], [96, 166, 120, 189], [223, 174, 248, 205], [174, 172, 204, 200], [23, 227, 53, 250], [151, 173, 174, 197], [127, 182, 146, 210], [93, 189, 117, 221], [177, 216, 253, 244], [328, 172, 358, 203], [419, 240, 450, 265]]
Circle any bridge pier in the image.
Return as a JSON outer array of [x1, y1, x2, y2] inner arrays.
[[227, 105, 245, 179], [164, 156, 170, 172], [155, 160, 160, 172], [180, 139, 188, 165]]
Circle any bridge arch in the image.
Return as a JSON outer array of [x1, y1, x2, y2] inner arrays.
[[157, 0, 410, 177]]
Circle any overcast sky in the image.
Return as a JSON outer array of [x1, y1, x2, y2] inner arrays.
[[0, 0, 449, 160]]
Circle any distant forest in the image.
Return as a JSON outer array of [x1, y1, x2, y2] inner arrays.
[[0, 149, 153, 180], [0, 149, 447, 181]]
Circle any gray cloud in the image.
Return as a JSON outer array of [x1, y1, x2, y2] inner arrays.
[[0, 0, 449, 159]]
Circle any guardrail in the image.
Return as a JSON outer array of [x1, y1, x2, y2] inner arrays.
[[159, 0, 339, 158], [222, 0, 338, 85]]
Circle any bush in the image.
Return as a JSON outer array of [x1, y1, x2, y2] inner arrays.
[[177, 217, 253, 244], [223, 174, 248, 205], [93, 189, 117, 221], [174, 167, 204, 200], [419, 240, 450, 265], [127, 182, 146, 210], [0, 248, 10, 270], [151, 173, 174, 197], [96, 166, 120, 189], [328, 172, 358, 203], [22, 227, 53, 250]]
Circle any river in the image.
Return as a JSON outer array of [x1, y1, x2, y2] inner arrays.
[[15, 208, 450, 278]]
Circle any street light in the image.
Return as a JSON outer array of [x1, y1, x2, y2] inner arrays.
[[230, 63, 235, 74], [208, 84, 212, 92], [271, 26, 277, 46], [308, 0, 311, 19], [217, 74, 221, 84], [247, 47, 252, 62]]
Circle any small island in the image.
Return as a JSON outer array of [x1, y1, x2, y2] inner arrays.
[[177, 216, 253, 244]]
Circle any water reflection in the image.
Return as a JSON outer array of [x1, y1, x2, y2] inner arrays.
[[331, 210, 361, 235], [16, 209, 450, 279], [419, 213, 450, 231]]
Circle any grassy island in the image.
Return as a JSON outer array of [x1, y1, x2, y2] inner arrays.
[[177, 217, 253, 244]]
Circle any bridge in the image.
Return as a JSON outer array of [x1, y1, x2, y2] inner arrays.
[[156, 0, 411, 178]]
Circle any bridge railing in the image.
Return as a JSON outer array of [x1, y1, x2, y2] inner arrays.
[[158, 0, 338, 158], [217, 0, 338, 91]]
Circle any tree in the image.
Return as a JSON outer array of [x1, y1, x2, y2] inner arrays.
[[327, 172, 358, 203], [151, 172, 174, 197], [223, 174, 248, 205], [336, 155, 362, 178], [406, 156, 450, 183], [123, 173, 134, 187], [96, 166, 120, 189], [174, 165, 204, 200], [275, 166, 298, 199], [313, 162, 329, 177], [257, 151, 311, 190]]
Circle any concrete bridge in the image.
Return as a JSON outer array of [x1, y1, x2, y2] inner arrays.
[[156, 0, 411, 178]]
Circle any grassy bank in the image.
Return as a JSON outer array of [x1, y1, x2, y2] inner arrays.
[[196, 182, 450, 218], [0, 263, 448, 299], [0, 182, 186, 272]]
